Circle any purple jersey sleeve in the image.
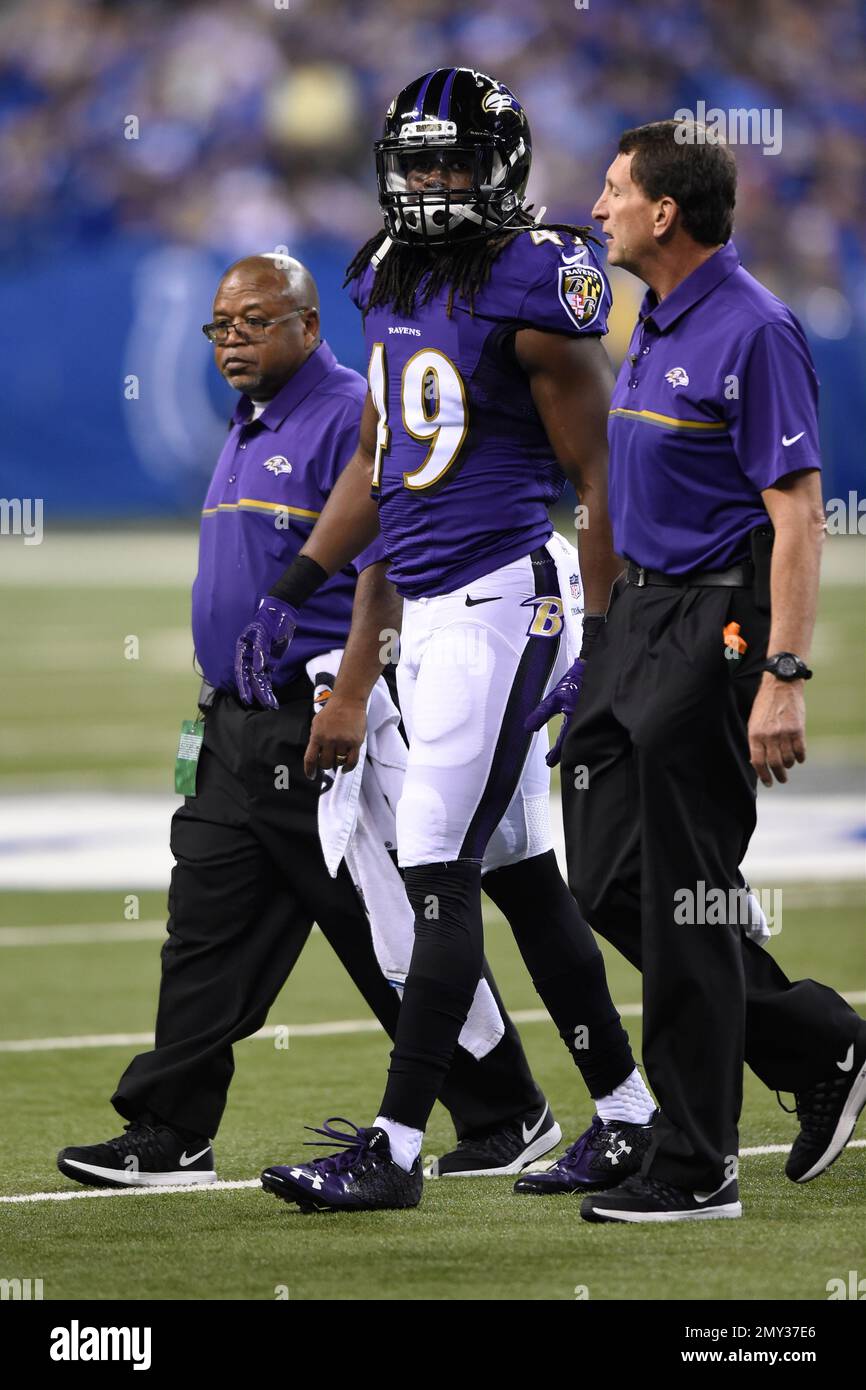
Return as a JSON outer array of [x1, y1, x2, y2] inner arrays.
[[348, 263, 375, 314], [726, 320, 821, 490], [353, 535, 388, 572], [517, 235, 611, 336]]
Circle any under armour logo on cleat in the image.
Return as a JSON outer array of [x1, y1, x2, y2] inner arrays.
[[290, 1167, 323, 1189], [605, 1140, 632, 1165]]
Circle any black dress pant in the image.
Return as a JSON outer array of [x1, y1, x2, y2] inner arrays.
[[562, 577, 861, 1190], [113, 687, 543, 1140]]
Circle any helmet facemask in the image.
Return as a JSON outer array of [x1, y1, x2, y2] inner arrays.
[[375, 122, 524, 247]]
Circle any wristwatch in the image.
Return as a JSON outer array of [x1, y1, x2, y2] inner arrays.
[[762, 652, 813, 682]]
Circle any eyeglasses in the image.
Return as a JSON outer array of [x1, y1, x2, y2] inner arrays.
[[201, 308, 315, 344]]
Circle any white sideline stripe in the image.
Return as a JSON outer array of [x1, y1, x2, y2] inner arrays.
[[5, 1141, 866, 1205], [2, 996, 864, 1055], [0, 1007, 634, 1053], [0, 1181, 260, 1203], [0, 922, 166, 947]]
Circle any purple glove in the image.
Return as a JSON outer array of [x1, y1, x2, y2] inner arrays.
[[524, 657, 586, 767], [234, 597, 299, 710]]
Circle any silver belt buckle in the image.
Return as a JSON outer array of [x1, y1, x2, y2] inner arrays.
[[635, 566, 647, 587]]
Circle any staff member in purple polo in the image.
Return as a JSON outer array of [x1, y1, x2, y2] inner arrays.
[[57, 254, 552, 1189], [552, 122, 865, 1223]]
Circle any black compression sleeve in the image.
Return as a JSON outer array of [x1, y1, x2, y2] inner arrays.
[[268, 554, 328, 607], [579, 613, 606, 659]]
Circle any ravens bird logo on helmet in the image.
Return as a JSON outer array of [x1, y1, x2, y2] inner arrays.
[[374, 68, 532, 247]]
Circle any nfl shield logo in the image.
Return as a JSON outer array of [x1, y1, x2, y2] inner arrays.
[[558, 263, 604, 330], [569, 572, 582, 600]]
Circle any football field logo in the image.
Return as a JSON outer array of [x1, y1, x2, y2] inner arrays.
[[558, 263, 604, 330]]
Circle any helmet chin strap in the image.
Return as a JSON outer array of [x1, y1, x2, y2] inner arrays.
[[371, 235, 393, 269]]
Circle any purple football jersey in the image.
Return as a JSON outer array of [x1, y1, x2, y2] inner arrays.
[[352, 232, 610, 598]]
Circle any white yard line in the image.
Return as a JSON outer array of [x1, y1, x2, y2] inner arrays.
[[0, 922, 167, 947], [4, 1141, 865, 1205], [2, 997, 863, 1055], [0, 1180, 261, 1203], [0, 1007, 636, 1054]]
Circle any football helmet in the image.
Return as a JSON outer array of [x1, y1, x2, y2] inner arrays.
[[375, 67, 532, 246]]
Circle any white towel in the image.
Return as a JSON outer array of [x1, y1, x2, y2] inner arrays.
[[306, 652, 505, 1059], [544, 530, 585, 665]]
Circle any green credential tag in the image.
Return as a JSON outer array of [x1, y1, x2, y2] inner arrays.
[[175, 719, 204, 796]]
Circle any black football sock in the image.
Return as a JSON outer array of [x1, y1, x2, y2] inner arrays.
[[379, 859, 484, 1131], [482, 850, 634, 1098]]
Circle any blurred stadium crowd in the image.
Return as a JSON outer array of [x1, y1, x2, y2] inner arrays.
[[2, 0, 864, 321], [0, 0, 863, 516]]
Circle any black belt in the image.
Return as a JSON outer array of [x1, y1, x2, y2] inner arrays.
[[196, 673, 313, 712], [625, 559, 754, 589]]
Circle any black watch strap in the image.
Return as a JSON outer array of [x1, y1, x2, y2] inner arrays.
[[763, 652, 813, 682]]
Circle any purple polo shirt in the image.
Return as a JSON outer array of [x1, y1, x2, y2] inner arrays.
[[192, 341, 385, 693], [608, 241, 821, 574]]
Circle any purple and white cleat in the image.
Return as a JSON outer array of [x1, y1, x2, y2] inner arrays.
[[261, 1118, 422, 1213], [513, 1112, 656, 1196]]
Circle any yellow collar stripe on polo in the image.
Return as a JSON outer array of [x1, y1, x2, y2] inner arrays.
[[609, 407, 727, 432], [201, 500, 321, 520]]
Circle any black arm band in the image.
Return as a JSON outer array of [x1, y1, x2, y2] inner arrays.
[[579, 613, 606, 660], [268, 554, 329, 607]]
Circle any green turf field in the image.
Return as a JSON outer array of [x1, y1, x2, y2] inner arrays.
[[1, 530, 864, 1301], [1, 887, 863, 1301], [1, 527, 864, 788]]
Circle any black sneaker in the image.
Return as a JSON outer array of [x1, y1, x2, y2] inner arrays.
[[514, 1111, 656, 1195], [429, 1101, 561, 1178], [783, 1022, 866, 1183], [261, 1119, 423, 1213], [57, 1118, 215, 1189], [581, 1173, 742, 1224]]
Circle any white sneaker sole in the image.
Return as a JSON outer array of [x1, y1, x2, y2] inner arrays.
[[429, 1122, 563, 1178], [586, 1200, 742, 1223], [794, 1057, 866, 1183], [59, 1158, 217, 1187]]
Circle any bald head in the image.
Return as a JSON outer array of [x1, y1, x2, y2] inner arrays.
[[219, 254, 320, 314], [210, 254, 321, 401]]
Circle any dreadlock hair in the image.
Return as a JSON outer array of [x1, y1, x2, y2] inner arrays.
[[344, 208, 602, 319]]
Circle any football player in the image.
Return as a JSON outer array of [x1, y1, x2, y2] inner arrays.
[[237, 68, 656, 1211]]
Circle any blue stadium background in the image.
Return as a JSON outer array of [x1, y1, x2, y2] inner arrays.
[[1, 0, 863, 517]]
